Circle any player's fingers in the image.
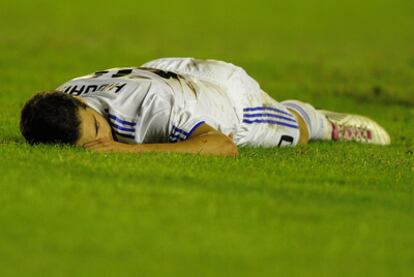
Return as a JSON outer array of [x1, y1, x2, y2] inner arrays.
[[85, 142, 110, 150], [83, 138, 109, 148], [84, 142, 102, 149], [84, 142, 108, 150], [83, 140, 101, 147], [86, 147, 111, 153], [86, 140, 117, 150], [85, 144, 113, 152]]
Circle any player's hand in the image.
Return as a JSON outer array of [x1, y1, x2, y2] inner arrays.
[[83, 138, 134, 153]]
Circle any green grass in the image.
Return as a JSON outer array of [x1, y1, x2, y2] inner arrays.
[[1, 0, 414, 276]]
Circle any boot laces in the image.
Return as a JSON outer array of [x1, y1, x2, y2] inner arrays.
[[331, 123, 372, 142]]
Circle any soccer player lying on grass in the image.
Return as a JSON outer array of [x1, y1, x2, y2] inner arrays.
[[20, 58, 391, 157]]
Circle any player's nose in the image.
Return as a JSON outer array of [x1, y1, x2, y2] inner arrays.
[[108, 128, 115, 141]]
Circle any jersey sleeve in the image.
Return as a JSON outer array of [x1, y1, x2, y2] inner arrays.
[[168, 105, 206, 143], [139, 84, 206, 144]]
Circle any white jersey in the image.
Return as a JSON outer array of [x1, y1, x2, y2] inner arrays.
[[57, 58, 300, 147]]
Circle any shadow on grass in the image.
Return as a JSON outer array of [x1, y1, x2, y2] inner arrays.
[[0, 135, 25, 145], [334, 86, 414, 107]]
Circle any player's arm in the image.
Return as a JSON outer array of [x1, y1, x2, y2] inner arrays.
[[83, 123, 239, 157]]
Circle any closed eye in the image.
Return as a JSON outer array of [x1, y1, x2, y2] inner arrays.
[[93, 116, 99, 137]]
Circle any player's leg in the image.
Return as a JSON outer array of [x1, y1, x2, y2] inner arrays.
[[281, 100, 332, 141], [287, 109, 309, 145], [281, 100, 391, 145]]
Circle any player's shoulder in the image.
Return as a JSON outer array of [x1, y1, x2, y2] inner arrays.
[[57, 66, 178, 98], [66, 66, 175, 89], [69, 67, 161, 81], [93, 67, 175, 85]]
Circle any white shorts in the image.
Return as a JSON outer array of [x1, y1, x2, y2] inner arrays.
[[142, 58, 300, 147]]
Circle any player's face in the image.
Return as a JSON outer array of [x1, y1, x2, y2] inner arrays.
[[75, 107, 113, 146]]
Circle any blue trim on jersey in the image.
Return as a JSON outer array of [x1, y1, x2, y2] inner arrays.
[[171, 125, 189, 136], [242, 119, 299, 129], [110, 122, 135, 132], [243, 113, 296, 123], [169, 121, 206, 142], [113, 130, 135, 139], [108, 114, 137, 126], [169, 134, 186, 142], [187, 121, 206, 138], [169, 136, 186, 142], [169, 126, 187, 142], [243, 106, 294, 117]]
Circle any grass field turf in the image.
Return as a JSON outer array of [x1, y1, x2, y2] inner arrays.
[[1, 0, 414, 276]]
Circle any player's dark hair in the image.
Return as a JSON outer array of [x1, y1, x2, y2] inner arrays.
[[20, 91, 87, 145]]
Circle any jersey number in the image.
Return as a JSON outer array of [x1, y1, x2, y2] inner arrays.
[[94, 68, 181, 80], [278, 135, 294, 147], [140, 67, 180, 80], [92, 69, 133, 78]]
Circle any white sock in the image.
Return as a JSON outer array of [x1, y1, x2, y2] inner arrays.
[[281, 100, 332, 141]]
